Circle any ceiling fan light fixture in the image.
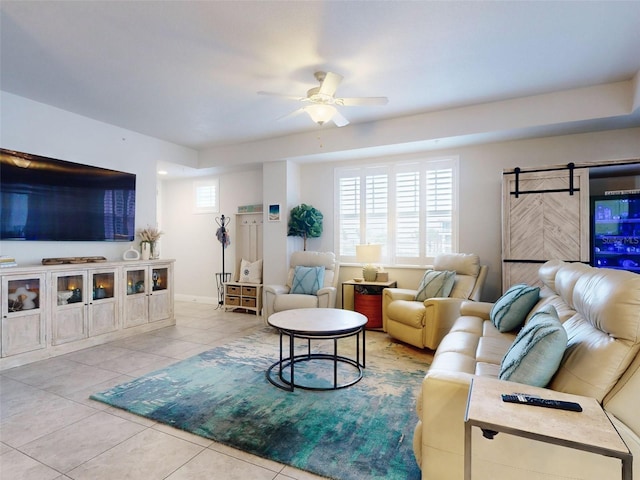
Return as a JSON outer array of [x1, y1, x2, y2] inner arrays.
[[304, 104, 336, 125]]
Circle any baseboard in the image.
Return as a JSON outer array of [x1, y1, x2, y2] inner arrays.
[[175, 294, 219, 305]]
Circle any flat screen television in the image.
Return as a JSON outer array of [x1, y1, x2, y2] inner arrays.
[[591, 192, 640, 274], [1, 148, 136, 241]]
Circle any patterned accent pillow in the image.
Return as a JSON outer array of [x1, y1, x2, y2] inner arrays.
[[415, 270, 456, 302], [490, 283, 540, 332], [291, 266, 325, 295], [499, 304, 568, 387], [239, 258, 262, 284]]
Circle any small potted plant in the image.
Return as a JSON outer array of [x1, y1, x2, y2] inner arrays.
[[137, 225, 163, 260], [287, 204, 323, 251]]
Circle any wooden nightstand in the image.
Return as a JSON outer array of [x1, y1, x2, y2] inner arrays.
[[341, 279, 397, 329], [464, 376, 632, 480]]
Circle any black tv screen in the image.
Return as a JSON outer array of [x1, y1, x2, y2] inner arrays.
[[591, 192, 640, 274], [1, 148, 136, 241]]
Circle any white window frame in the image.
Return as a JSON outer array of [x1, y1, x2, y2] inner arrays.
[[193, 178, 219, 214], [334, 156, 458, 266]]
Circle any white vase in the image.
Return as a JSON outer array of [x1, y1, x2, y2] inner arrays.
[[141, 242, 151, 260]]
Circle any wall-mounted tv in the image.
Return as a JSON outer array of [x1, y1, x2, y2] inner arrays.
[[1, 148, 136, 241], [591, 192, 640, 274]]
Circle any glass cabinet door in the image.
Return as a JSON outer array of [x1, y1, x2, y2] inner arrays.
[[56, 274, 84, 306], [92, 271, 115, 300], [126, 269, 146, 295], [51, 271, 88, 345], [6, 277, 41, 312], [2, 274, 46, 357], [151, 267, 168, 291]]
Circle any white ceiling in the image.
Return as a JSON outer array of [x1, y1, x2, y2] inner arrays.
[[2, 0, 640, 157]]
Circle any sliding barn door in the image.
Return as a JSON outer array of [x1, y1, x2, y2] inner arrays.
[[502, 166, 589, 291]]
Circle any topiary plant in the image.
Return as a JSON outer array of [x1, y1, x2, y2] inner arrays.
[[287, 204, 323, 251]]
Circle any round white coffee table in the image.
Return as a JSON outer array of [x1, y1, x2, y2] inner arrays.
[[266, 308, 367, 391]]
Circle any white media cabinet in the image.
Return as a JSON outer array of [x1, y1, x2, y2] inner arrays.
[[0, 259, 175, 370]]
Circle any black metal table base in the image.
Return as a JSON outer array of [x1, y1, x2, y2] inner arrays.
[[266, 328, 365, 392]]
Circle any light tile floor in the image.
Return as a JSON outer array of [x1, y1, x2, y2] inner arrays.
[[0, 302, 329, 480]]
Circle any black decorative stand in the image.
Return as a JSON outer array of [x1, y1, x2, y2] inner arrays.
[[215, 214, 232, 306]]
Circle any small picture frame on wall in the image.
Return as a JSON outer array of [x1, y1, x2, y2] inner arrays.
[[268, 204, 281, 222]]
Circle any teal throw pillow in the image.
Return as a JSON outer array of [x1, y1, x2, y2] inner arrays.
[[499, 305, 568, 387], [415, 270, 455, 302], [490, 283, 540, 332], [291, 266, 325, 295]]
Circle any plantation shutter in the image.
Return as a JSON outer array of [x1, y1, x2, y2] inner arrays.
[[338, 174, 360, 257]]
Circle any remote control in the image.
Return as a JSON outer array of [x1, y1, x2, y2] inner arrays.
[[501, 394, 582, 412]]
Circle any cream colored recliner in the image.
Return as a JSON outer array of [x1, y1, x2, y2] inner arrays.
[[382, 253, 487, 350], [263, 251, 340, 321]]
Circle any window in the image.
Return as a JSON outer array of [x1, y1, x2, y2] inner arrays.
[[193, 179, 219, 214], [335, 157, 458, 266]]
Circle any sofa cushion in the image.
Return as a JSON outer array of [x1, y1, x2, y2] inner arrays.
[[238, 258, 262, 283], [490, 284, 540, 332], [386, 300, 425, 328], [415, 270, 455, 302], [274, 293, 319, 311], [291, 266, 325, 295], [499, 305, 567, 387]]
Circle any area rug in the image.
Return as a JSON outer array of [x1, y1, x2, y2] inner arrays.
[[91, 327, 430, 480]]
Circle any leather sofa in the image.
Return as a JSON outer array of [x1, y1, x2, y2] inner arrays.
[[414, 260, 640, 480], [382, 253, 488, 350], [263, 251, 339, 321]]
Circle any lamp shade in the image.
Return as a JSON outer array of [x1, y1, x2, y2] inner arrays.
[[356, 244, 382, 264], [304, 104, 337, 125]]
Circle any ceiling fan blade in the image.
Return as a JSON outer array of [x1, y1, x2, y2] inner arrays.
[[335, 96, 389, 106], [332, 110, 349, 127], [277, 108, 305, 121], [258, 91, 306, 101], [318, 72, 343, 97]]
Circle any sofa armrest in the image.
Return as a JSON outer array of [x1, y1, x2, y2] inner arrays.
[[459, 300, 493, 319], [316, 286, 337, 309], [263, 284, 290, 321], [384, 287, 418, 301], [422, 297, 466, 349], [414, 370, 474, 475]]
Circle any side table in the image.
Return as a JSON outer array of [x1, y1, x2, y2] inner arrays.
[[464, 376, 632, 480], [341, 279, 397, 329]]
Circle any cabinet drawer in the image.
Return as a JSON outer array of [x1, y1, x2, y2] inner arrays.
[[241, 286, 257, 297], [225, 296, 240, 306], [226, 285, 241, 295], [241, 297, 256, 308]]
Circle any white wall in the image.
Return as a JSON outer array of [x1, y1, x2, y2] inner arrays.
[[0, 92, 198, 265], [300, 128, 640, 302], [3, 91, 638, 304], [161, 167, 263, 301]]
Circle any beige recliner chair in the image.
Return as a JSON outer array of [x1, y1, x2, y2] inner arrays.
[[382, 253, 487, 350], [263, 251, 340, 321]]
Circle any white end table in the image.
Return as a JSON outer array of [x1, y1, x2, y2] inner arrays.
[[464, 376, 632, 480]]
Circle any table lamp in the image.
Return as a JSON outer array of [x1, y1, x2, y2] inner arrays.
[[356, 244, 382, 281]]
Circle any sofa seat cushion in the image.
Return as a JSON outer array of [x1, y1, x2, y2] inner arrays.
[[430, 351, 478, 375], [475, 362, 501, 377], [449, 316, 484, 336], [274, 294, 319, 311], [387, 299, 425, 328], [476, 336, 515, 365], [434, 330, 480, 358]]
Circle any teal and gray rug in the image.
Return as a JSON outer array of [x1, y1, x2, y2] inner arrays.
[[91, 327, 430, 480]]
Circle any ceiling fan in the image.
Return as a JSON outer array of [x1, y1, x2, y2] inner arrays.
[[258, 71, 388, 127]]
